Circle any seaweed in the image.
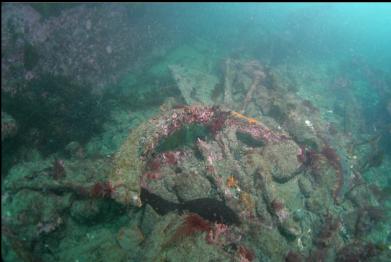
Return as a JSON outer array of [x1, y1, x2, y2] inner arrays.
[[51, 159, 65, 180], [237, 245, 255, 262], [336, 242, 382, 262], [297, 146, 319, 169], [208, 108, 229, 136], [285, 251, 304, 262], [90, 181, 115, 198], [163, 213, 211, 248], [355, 206, 388, 237], [321, 145, 344, 203], [321, 145, 341, 170], [314, 213, 340, 248]]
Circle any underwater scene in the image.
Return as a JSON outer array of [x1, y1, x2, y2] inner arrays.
[[1, 3, 391, 261]]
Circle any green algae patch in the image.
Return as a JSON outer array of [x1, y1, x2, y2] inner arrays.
[[156, 124, 209, 153]]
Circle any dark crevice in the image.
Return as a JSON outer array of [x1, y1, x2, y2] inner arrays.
[[236, 130, 265, 147], [182, 198, 240, 225], [140, 188, 180, 215], [140, 188, 240, 225]]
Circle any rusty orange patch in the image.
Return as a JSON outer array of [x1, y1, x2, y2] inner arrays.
[[231, 111, 258, 124], [226, 176, 238, 188]]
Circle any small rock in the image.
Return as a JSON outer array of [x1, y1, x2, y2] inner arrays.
[[140, 204, 160, 236], [116, 224, 144, 251], [173, 172, 212, 202], [280, 218, 301, 240], [36, 216, 63, 236], [70, 200, 100, 224], [298, 177, 313, 198], [65, 141, 81, 154], [266, 140, 301, 183]]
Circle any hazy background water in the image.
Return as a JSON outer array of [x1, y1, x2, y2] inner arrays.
[[149, 3, 391, 64]]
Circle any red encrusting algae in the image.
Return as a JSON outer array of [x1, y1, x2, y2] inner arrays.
[[208, 109, 229, 136], [164, 213, 211, 248], [321, 145, 344, 203], [206, 223, 229, 244], [90, 181, 115, 198], [238, 245, 255, 262]]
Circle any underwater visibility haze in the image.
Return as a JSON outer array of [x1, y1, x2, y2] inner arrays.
[[1, 3, 391, 261]]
